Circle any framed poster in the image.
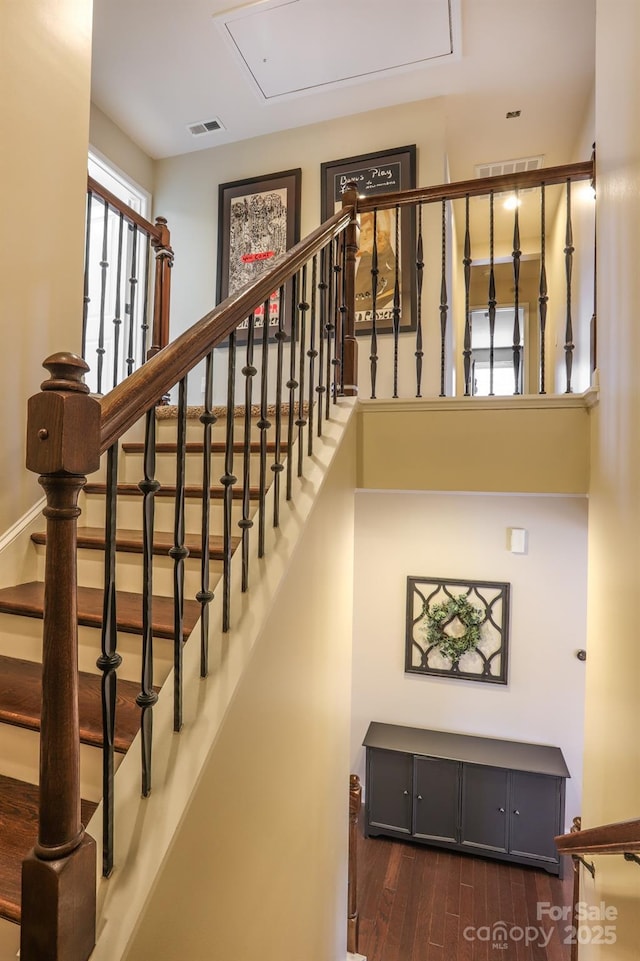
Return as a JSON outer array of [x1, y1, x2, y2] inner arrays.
[[216, 168, 302, 339], [320, 145, 417, 334]]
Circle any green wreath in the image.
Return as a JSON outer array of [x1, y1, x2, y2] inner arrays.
[[423, 595, 484, 664]]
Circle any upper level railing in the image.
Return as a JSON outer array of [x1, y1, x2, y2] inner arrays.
[[83, 176, 173, 395], [21, 160, 595, 961]]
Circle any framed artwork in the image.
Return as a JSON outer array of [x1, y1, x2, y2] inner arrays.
[[320, 145, 417, 335], [216, 168, 302, 339], [405, 576, 510, 684]]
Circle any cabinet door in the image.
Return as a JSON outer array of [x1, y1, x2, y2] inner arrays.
[[367, 748, 413, 834], [461, 764, 508, 853], [509, 772, 561, 863], [413, 757, 460, 843]]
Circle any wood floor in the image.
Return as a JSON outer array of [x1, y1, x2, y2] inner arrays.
[[355, 829, 574, 961]]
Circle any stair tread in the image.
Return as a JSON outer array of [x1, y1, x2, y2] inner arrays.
[[31, 526, 239, 560], [0, 773, 96, 923], [0, 582, 201, 639], [123, 441, 277, 454], [84, 482, 260, 500], [0, 654, 143, 754]]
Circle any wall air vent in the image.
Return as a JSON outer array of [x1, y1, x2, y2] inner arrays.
[[474, 155, 544, 179], [187, 118, 225, 136]]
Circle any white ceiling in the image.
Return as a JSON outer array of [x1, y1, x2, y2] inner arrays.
[[91, 0, 595, 176]]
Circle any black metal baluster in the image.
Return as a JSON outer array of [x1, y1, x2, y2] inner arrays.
[[325, 241, 335, 420], [112, 213, 125, 391], [258, 299, 271, 557], [296, 264, 308, 476], [97, 442, 121, 877], [197, 351, 216, 676], [286, 273, 298, 501], [539, 184, 548, 395], [126, 225, 139, 377], [316, 249, 327, 437], [240, 313, 256, 591], [272, 286, 286, 529], [488, 193, 497, 397], [221, 334, 237, 632], [82, 190, 93, 357], [463, 196, 472, 396], [169, 377, 188, 732], [370, 210, 379, 399], [415, 204, 425, 398], [564, 179, 575, 393], [512, 190, 522, 395], [307, 256, 318, 457], [439, 199, 448, 398], [137, 406, 160, 796], [96, 201, 109, 395], [140, 234, 151, 365], [393, 206, 401, 398], [332, 237, 342, 403]]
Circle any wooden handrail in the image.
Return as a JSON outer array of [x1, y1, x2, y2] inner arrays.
[[556, 816, 640, 856], [87, 175, 164, 241], [99, 206, 353, 451], [357, 160, 594, 212]]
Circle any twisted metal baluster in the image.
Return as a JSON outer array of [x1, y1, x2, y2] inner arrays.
[[112, 213, 125, 391], [169, 377, 188, 732], [463, 196, 472, 396], [197, 351, 216, 676], [370, 210, 379, 399], [96, 200, 110, 395], [240, 313, 256, 591], [137, 406, 160, 796], [539, 184, 548, 395], [415, 204, 425, 398], [564, 180, 575, 393], [221, 333, 237, 633], [296, 264, 308, 476], [82, 189, 93, 356], [393, 206, 401, 398], [97, 442, 121, 877], [325, 241, 335, 420], [272, 286, 286, 528], [332, 237, 342, 403], [140, 235, 152, 364], [126, 225, 139, 377], [512, 190, 522, 394], [286, 273, 298, 501], [488, 193, 497, 397], [307, 256, 318, 456], [316, 249, 328, 437], [258, 299, 271, 557], [439, 199, 448, 398]]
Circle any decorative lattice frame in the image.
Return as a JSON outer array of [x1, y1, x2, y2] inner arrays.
[[405, 576, 510, 684]]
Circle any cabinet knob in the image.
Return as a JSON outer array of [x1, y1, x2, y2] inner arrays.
[[417, 795, 423, 801], [498, 807, 505, 813], [403, 790, 409, 796], [514, 810, 520, 816]]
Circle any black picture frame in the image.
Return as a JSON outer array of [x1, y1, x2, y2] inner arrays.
[[405, 576, 510, 684], [320, 145, 417, 335], [216, 168, 302, 341]]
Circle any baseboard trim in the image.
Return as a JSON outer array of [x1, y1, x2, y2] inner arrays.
[[0, 498, 45, 554]]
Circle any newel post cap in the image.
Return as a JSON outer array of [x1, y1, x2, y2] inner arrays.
[[26, 352, 101, 476]]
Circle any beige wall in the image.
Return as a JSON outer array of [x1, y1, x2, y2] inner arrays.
[[357, 401, 591, 494], [0, 0, 93, 534], [122, 422, 356, 961], [579, 1, 640, 957], [89, 103, 156, 198]]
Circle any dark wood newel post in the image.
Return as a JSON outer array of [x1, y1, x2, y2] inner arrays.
[[21, 353, 100, 961], [341, 184, 359, 396], [150, 216, 174, 353], [347, 773, 362, 954]]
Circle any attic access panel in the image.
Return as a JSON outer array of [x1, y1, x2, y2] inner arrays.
[[216, 0, 457, 100]]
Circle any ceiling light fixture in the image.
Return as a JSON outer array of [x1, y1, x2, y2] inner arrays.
[[503, 195, 521, 210]]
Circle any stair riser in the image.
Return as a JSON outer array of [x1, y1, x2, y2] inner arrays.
[[81, 493, 253, 532], [156, 417, 284, 445], [0, 915, 19, 950], [35, 548, 223, 600], [117, 450, 277, 487], [0, 613, 177, 687], [0, 723, 119, 802]]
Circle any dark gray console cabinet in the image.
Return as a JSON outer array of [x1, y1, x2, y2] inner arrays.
[[363, 722, 570, 876]]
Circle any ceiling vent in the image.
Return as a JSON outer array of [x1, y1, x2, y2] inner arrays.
[[187, 118, 225, 136], [474, 155, 544, 179]]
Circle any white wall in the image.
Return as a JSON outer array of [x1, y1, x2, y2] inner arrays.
[[351, 490, 588, 826], [89, 103, 156, 198]]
